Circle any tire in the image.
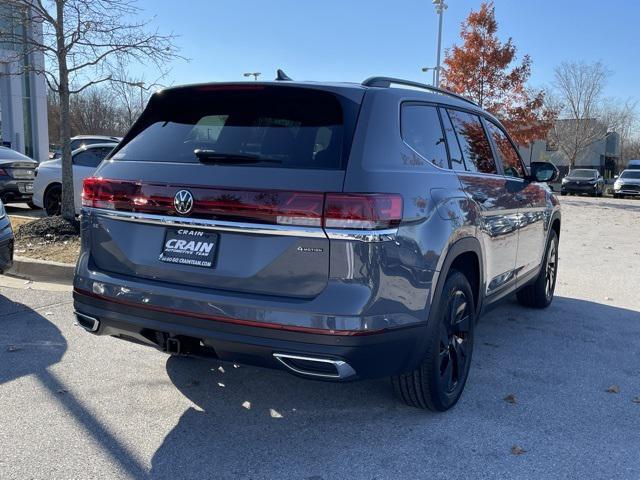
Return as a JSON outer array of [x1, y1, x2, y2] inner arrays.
[[613, 194, 619, 199], [43, 184, 62, 216], [516, 230, 559, 309], [560, 191, 567, 196], [392, 270, 475, 411], [27, 201, 41, 210]]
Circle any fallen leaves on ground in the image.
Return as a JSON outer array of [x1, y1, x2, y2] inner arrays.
[[269, 409, 283, 419], [7, 345, 22, 352], [606, 385, 620, 394], [511, 446, 526, 456], [632, 397, 640, 404], [504, 394, 517, 404]]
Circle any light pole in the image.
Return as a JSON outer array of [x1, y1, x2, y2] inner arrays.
[[432, 0, 448, 88], [243, 72, 261, 81], [133, 81, 145, 112]]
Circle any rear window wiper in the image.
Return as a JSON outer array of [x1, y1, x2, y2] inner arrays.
[[194, 149, 282, 164]]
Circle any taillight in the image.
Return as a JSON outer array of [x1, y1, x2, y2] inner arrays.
[[82, 178, 402, 230], [324, 193, 402, 230], [82, 178, 140, 210], [0, 168, 8, 177]]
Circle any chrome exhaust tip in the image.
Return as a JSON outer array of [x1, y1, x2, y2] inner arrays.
[[273, 353, 356, 380], [75, 312, 100, 332]]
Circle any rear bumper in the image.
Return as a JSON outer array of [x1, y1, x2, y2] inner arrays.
[[73, 288, 427, 380], [0, 179, 33, 203]]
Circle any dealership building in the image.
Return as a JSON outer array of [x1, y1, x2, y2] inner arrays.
[[0, 3, 49, 162]]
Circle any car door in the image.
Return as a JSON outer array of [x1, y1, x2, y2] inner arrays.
[[72, 147, 113, 211], [485, 121, 547, 279], [444, 108, 519, 296]]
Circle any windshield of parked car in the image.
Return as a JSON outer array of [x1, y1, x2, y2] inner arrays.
[[569, 169, 597, 178], [620, 170, 640, 179]]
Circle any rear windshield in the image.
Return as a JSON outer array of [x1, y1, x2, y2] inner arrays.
[[112, 85, 362, 170], [0, 147, 31, 161]]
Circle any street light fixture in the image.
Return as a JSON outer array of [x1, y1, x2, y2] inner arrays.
[[421, 66, 440, 86], [432, 0, 448, 87], [243, 72, 261, 81]]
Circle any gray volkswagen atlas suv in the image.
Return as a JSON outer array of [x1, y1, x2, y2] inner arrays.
[[74, 76, 561, 411]]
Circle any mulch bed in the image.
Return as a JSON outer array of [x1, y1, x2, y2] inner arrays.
[[13, 217, 81, 264]]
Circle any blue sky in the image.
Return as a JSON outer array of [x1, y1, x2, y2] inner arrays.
[[134, 0, 638, 100]]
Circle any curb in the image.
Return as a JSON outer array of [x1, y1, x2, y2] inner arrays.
[[6, 256, 75, 284]]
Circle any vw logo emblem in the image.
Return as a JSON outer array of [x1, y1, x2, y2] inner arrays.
[[174, 190, 194, 215]]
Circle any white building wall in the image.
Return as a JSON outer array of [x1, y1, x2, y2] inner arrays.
[[0, 4, 49, 162]]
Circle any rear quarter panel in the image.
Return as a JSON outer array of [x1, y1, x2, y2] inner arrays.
[[340, 89, 480, 325]]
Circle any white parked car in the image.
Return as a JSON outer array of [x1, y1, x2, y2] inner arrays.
[[33, 143, 117, 216], [50, 135, 122, 159]]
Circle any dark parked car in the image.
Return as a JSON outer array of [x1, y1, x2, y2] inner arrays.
[[560, 168, 604, 196], [613, 169, 640, 198], [73, 76, 561, 411], [0, 200, 13, 273], [0, 147, 38, 206]]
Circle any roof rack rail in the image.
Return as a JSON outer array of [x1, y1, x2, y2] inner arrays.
[[361, 76, 478, 107]]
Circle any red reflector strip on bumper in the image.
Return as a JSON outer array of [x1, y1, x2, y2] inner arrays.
[[73, 288, 384, 336]]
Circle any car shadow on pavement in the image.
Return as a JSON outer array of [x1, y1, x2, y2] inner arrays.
[[0, 294, 66, 386], [150, 295, 640, 479], [0, 293, 148, 479]]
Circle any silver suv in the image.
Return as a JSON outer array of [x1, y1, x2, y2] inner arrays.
[[73, 76, 560, 411]]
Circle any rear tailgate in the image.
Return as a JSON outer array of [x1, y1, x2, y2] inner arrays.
[[86, 84, 364, 298]]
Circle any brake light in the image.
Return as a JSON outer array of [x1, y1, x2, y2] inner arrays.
[[0, 168, 7, 177], [82, 178, 402, 230], [82, 178, 140, 210], [324, 193, 402, 230]]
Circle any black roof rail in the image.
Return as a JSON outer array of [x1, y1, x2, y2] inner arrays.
[[362, 76, 478, 107]]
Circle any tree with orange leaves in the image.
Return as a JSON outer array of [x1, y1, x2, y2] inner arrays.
[[441, 1, 555, 146]]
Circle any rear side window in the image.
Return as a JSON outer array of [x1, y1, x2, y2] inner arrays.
[[447, 109, 497, 175], [74, 149, 100, 168], [486, 122, 525, 178], [112, 86, 362, 170], [400, 104, 448, 169]]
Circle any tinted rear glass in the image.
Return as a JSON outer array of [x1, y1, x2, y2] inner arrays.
[[0, 147, 31, 161], [112, 86, 362, 170]]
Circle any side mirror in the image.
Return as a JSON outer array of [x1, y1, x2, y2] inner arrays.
[[614, 175, 619, 179], [528, 161, 558, 183]]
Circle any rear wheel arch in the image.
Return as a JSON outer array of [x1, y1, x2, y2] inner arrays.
[[550, 215, 561, 239], [43, 182, 62, 200], [432, 237, 484, 318]]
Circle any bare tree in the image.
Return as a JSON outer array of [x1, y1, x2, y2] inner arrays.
[[0, 0, 182, 220], [549, 61, 636, 170], [109, 60, 165, 128]]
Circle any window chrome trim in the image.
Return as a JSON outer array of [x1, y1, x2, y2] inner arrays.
[[324, 228, 398, 242], [90, 208, 326, 238], [89, 208, 399, 242]]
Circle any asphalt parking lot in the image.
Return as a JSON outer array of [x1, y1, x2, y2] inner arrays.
[[1, 195, 639, 480]]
